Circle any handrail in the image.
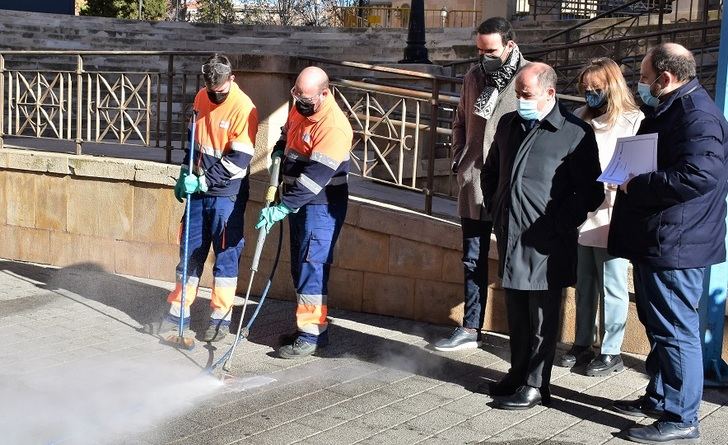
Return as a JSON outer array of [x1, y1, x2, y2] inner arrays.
[[333, 78, 460, 106], [297, 55, 462, 83], [0, 50, 216, 56], [542, 0, 645, 42], [528, 22, 721, 56], [444, 21, 721, 71]]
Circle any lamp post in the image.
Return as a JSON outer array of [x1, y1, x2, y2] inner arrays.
[[440, 7, 448, 28], [400, 0, 431, 64]]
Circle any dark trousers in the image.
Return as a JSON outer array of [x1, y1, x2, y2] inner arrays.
[[633, 262, 704, 426], [462, 218, 493, 329], [289, 199, 347, 345], [504, 288, 563, 389]]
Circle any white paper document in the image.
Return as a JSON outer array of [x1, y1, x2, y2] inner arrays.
[[597, 133, 658, 185]]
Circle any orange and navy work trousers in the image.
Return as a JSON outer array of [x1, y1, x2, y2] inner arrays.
[[167, 194, 246, 326], [288, 198, 347, 345]]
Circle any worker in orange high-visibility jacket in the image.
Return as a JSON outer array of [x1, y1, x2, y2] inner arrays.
[[256, 66, 353, 359], [161, 53, 259, 343]]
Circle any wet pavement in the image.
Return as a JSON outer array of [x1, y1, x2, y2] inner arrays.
[[1, 259, 727, 445]]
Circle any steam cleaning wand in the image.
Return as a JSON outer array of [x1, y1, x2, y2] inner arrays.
[[209, 155, 283, 374]]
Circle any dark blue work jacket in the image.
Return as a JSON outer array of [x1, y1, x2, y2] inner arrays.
[[608, 78, 728, 269]]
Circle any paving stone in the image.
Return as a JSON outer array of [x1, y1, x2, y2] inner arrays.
[[237, 421, 321, 445], [296, 405, 361, 429], [388, 391, 451, 415], [428, 425, 491, 444], [359, 423, 433, 444], [337, 390, 403, 414], [2, 261, 728, 445], [402, 408, 469, 434], [297, 420, 380, 445]]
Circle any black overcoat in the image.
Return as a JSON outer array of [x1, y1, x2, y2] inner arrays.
[[482, 102, 604, 290]]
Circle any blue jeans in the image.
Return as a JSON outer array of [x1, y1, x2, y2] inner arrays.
[[633, 262, 705, 426], [461, 218, 493, 330], [574, 245, 629, 355], [289, 200, 347, 345]]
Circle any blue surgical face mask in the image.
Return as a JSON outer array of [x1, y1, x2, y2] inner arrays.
[[637, 75, 663, 108], [517, 98, 541, 121], [585, 89, 606, 109]]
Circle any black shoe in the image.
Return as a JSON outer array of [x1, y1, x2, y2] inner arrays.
[[278, 337, 319, 359], [556, 345, 594, 368], [585, 354, 624, 377], [432, 327, 480, 351], [486, 375, 520, 397], [613, 396, 665, 419], [625, 421, 700, 444], [202, 323, 228, 342], [493, 385, 549, 410]]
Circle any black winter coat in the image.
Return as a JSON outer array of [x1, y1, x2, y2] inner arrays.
[[482, 102, 604, 290], [608, 79, 728, 268]]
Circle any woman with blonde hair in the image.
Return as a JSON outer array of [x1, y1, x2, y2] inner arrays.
[[556, 57, 644, 376]]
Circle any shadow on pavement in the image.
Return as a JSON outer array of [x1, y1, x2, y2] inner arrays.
[[0, 260, 212, 335]]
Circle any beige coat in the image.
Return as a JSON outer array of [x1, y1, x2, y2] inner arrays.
[[452, 58, 527, 221], [574, 106, 644, 248]]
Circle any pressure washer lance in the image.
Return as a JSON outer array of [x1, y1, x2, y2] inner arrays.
[[221, 156, 282, 372], [161, 110, 198, 351]]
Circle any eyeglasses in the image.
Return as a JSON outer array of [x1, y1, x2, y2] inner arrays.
[[290, 86, 321, 105]]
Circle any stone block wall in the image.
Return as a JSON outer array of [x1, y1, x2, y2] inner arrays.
[[3, 147, 728, 358]]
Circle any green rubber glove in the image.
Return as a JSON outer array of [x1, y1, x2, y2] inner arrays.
[[255, 203, 293, 234], [182, 173, 208, 195], [174, 170, 187, 203]]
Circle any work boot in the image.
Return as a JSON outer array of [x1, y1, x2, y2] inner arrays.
[[278, 337, 319, 359], [556, 345, 594, 368], [585, 354, 624, 377], [432, 327, 481, 352], [202, 321, 228, 342], [157, 314, 189, 335]]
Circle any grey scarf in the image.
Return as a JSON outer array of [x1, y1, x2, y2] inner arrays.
[[473, 45, 521, 120]]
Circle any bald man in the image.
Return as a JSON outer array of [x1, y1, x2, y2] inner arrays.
[[609, 43, 728, 444], [256, 66, 353, 359], [482, 62, 603, 409]]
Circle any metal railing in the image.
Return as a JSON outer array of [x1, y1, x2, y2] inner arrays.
[[448, 0, 722, 95], [296, 56, 463, 214], [0, 51, 218, 162], [539, 0, 723, 45], [0, 50, 464, 215], [513, 0, 720, 22], [332, 6, 479, 29]]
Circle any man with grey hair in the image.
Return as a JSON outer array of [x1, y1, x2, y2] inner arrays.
[[609, 43, 728, 444], [482, 62, 604, 410]]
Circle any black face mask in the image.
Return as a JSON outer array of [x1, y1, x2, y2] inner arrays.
[[479, 54, 503, 73], [295, 100, 316, 117], [207, 90, 229, 105]]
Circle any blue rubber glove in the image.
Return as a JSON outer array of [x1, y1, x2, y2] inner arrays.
[[174, 170, 187, 203], [255, 203, 293, 234], [182, 173, 208, 195]]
